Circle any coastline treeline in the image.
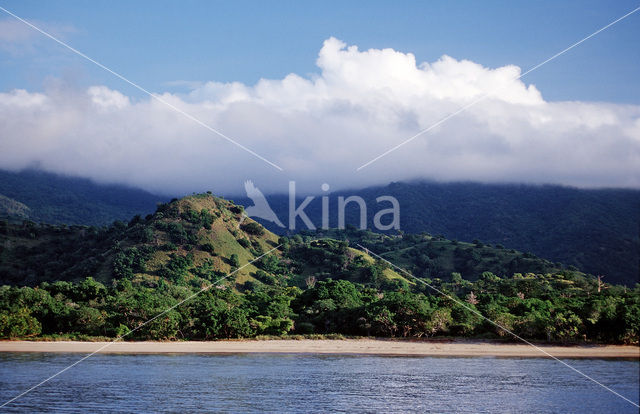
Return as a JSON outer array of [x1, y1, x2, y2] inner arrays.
[[1, 270, 638, 344]]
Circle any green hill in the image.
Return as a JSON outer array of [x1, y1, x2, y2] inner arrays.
[[0, 195, 602, 289], [0, 194, 406, 290], [0, 194, 276, 287], [303, 227, 562, 282], [283, 238, 410, 289]]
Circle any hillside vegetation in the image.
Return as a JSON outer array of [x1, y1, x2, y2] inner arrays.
[[1, 194, 638, 344], [2, 170, 637, 286], [236, 181, 640, 286], [302, 227, 562, 282], [0, 194, 279, 287], [0, 194, 406, 289]]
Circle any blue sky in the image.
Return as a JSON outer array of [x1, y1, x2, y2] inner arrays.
[[0, 1, 639, 194], [1, 0, 639, 103]]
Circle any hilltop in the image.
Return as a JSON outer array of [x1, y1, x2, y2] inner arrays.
[[0, 194, 407, 289], [0, 194, 272, 287]]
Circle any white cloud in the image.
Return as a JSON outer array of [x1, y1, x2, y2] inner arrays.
[[0, 37, 638, 195], [88, 86, 130, 110]]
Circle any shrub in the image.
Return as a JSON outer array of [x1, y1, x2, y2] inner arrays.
[[201, 243, 215, 255], [0, 308, 42, 338], [241, 222, 265, 236]]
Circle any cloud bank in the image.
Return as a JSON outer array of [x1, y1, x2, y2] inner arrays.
[[0, 37, 638, 195]]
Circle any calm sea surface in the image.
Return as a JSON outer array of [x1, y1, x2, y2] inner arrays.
[[0, 353, 638, 413]]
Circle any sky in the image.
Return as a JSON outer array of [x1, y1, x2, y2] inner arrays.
[[0, 1, 639, 195]]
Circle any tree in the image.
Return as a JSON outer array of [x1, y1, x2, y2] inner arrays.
[[241, 222, 264, 236], [72, 306, 105, 335], [161, 253, 193, 284], [257, 254, 280, 273], [375, 291, 431, 337], [220, 307, 253, 338], [547, 310, 583, 342], [0, 308, 42, 338], [371, 307, 397, 336], [450, 303, 481, 335], [426, 308, 452, 336], [466, 291, 479, 305], [201, 242, 215, 255], [200, 209, 214, 229], [229, 254, 240, 268]]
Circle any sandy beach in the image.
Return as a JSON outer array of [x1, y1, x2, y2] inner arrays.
[[0, 339, 638, 358]]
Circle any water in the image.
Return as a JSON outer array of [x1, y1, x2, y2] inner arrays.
[[0, 353, 638, 413]]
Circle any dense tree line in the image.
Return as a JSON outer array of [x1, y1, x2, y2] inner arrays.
[[1, 271, 638, 343]]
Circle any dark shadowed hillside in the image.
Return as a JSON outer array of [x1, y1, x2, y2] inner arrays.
[[0, 169, 167, 226]]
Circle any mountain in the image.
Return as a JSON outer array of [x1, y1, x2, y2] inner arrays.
[[0, 169, 167, 226], [0, 194, 272, 287], [234, 181, 640, 286], [0, 193, 567, 289], [0, 194, 408, 289]]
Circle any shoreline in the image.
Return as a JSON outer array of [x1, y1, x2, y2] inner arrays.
[[1, 339, 638, 358]]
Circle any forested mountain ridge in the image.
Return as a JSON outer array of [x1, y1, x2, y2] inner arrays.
[[0, 169, 166, 226]]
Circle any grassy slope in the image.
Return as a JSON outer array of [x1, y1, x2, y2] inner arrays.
[[0, 194, 278, 287], [1, 194, 409, 289], [236, 181, 639, 286], [302, 228, 564, 282], [289, 242, 411, 287], [353, 248, 412, 283], [145, 194, 280, 284]]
